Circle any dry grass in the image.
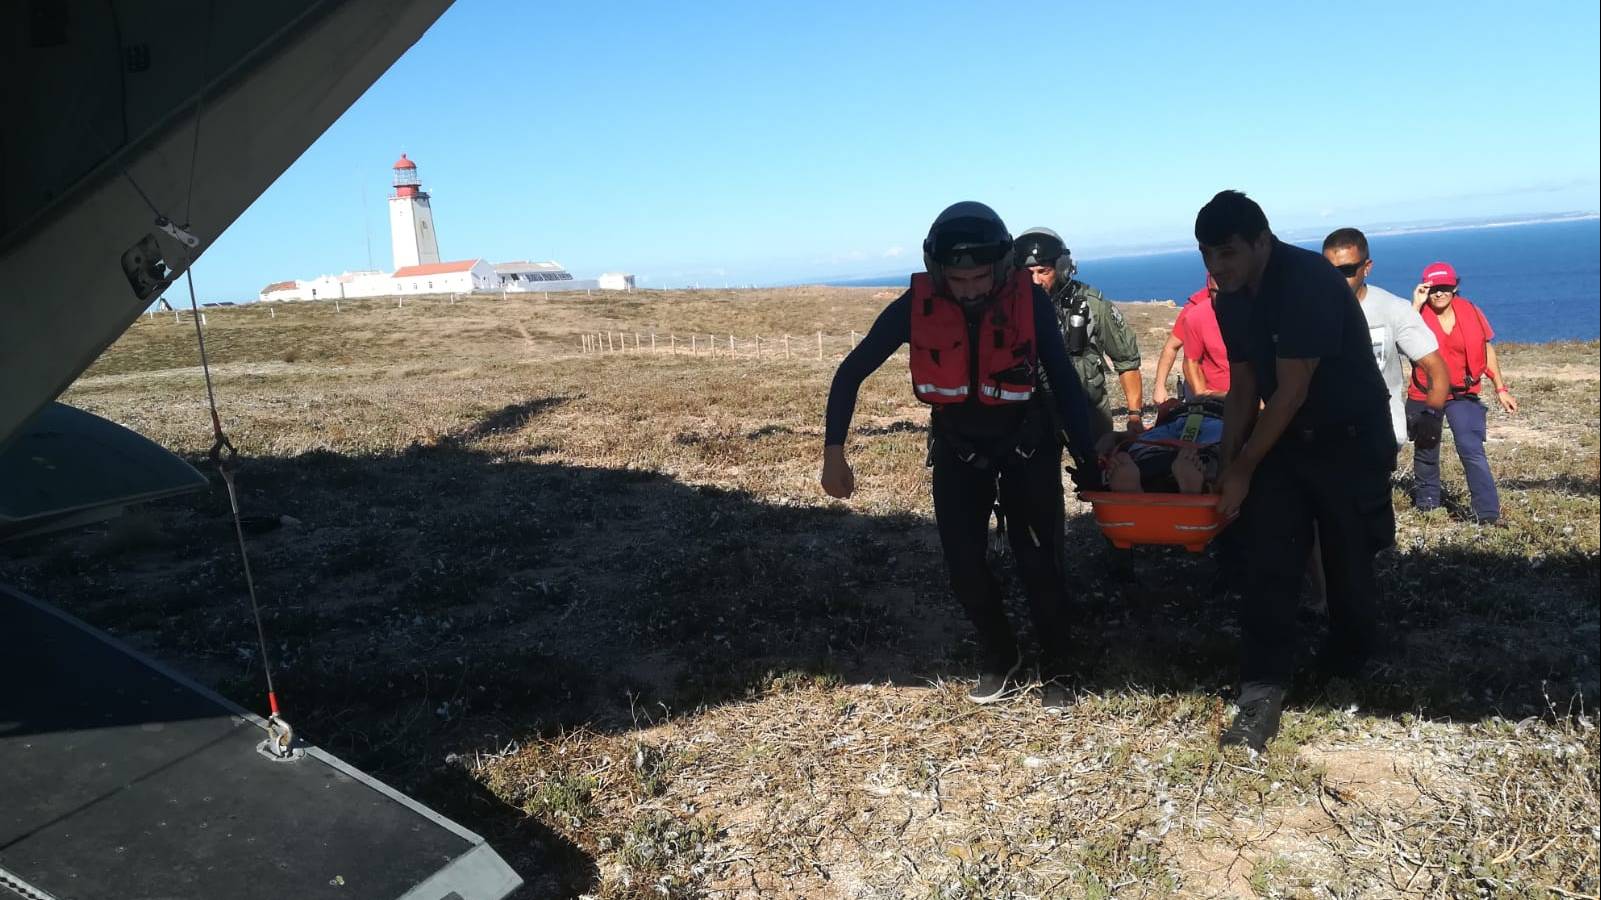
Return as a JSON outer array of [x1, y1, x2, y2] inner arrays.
[[4, 289, 1596, 899]]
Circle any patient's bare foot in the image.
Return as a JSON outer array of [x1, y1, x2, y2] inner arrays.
[[1173, 447, 1205, 493], [1108, 452, 1143, 492]]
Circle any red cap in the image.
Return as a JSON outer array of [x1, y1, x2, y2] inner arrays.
[[1420, 261, 1458, 287], [392, 153, 417, 170]]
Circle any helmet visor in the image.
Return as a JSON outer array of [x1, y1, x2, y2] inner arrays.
[[926, 218, 1012, 267], [1015, 232, 1065, 268]]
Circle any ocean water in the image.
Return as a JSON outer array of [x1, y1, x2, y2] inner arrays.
[[829, 218, 1600, 344]]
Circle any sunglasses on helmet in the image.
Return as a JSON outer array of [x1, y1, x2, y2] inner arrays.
[[1015, 234, 1065, 267], [925, 232, 1012, 267], [1333, 259, 1367, 277]]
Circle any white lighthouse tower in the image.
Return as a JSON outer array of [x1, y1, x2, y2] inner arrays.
[[388, 153, 440, 270]]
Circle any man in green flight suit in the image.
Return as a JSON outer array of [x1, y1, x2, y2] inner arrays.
[[1016, 228, 1145, 436]]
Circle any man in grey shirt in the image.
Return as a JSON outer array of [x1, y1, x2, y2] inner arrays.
[[1323, 229, 1449, 447]]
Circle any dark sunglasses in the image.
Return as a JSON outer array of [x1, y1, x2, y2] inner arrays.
[[1333, 259, 1368, 277], [1427, 284, 1458, 295]]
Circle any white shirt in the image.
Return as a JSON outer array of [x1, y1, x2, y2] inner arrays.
[[1358, 285, 1439, 445]]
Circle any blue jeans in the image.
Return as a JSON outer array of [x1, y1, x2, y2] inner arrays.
[[1407, 397, 1500, 520]]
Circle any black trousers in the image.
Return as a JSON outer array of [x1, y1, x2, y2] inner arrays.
[[931, 436, 1072, 670], [1238, 429, 1396, 685]]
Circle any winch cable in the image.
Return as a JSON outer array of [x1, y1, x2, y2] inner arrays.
[[168, 1, 294, 757], [179, 267, 293, 757]]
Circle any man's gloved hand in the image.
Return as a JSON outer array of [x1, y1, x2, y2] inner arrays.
[[1409, 407, 1444, 450]]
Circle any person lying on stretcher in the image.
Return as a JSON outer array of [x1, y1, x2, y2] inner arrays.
[[1097, 398, 1226, 494]]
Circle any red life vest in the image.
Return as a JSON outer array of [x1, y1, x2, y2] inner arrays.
[[908, 270, 1037, 406], [1411, 296, 1491, 397]]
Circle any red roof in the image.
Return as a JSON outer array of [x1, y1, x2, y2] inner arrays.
[[392, 259, 483, 278], [392, 153, 416, 170], [260, 280, 298, 293]]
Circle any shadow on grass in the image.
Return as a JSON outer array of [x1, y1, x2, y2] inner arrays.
[[1500, 474, 1601, 496], [3, 403, 1596, 895]]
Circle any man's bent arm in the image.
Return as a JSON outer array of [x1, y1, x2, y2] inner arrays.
[[824, 294, 909, 447], [1416, 350, 1449, 410], [1184, 356, 1210, 396], [1234, 358, 1319, 471], [1118, 369, 1144, 417], [1153, 334, 1182, 400], [1221, 361, 1258, 468]]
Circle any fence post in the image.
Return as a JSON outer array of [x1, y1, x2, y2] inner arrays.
[[634, 332, 640, 352], [817, 331, 823, 359], [335, 299, 340, 313], [652, 332, 657, 352], [784, 334, 790, 358], [692, 334, 697, 354], [270, 307, 275, 319], [671, 334, 677, 353], [729, 334, 734, 356]]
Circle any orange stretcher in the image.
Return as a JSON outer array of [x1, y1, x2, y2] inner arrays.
[[1081, 491, 1229, 552]]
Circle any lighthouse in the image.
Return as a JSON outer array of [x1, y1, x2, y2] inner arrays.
[[388, 153, 441, 270]]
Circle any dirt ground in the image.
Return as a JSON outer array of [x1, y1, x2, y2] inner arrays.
[[3, 288, 1596, 898]]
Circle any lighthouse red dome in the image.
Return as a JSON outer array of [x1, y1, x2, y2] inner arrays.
[[392, 153, 417, 170]]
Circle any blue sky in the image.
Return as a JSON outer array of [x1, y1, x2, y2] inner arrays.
[[200, 0, 1600, 296]]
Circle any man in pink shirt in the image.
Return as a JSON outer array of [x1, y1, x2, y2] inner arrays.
[[1177, 276, 1230, 397], [1154, 277, 1230, 402]]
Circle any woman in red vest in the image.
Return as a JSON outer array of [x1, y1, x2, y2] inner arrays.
[[820, 202, 1102, 710], [1406, 262, 1517, 524]]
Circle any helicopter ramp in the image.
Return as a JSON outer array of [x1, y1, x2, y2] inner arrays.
[[0, 586, 521, 900]]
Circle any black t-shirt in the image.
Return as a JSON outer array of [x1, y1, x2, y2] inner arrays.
[[1215, 239, 1389, 433]]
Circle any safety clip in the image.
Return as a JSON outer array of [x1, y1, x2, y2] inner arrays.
[[154, 216, 201, 249]]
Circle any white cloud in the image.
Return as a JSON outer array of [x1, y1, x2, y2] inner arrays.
[[882, 245, 905, 258]]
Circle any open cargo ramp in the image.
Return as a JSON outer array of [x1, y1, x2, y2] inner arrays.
[[0, 586, 521, 900]]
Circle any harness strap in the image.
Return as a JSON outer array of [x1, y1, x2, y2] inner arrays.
[[1179, 411, 1205, 443]]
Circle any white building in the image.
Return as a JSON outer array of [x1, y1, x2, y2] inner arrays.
[[495, 261, 604, 293], [391, 259, 498, 295], [388, 154, 440, 270], [259, 280, 303, 302], [259, 154, 634, 299], [258, 271, 393, 302]]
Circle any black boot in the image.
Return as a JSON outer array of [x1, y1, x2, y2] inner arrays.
[[1220, 682, 1286, 752]]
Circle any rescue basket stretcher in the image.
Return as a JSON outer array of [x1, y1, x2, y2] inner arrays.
[[1078, 399, 1230, 552], [1080, 490, 1228, 552]]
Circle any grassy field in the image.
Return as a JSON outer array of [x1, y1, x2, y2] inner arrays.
[[3, 288, 1597, 898]]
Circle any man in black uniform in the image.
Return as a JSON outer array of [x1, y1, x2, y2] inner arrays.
[[1199, 191, 1395, 752], [821, 202, 1103, 710]]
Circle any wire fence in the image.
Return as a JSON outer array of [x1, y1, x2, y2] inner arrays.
[[579, 330, 875, 362], [132, 301, 883, 364]]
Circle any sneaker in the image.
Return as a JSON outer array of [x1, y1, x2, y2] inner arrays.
[[968, 653, 1021, 704], [1040, 678, 1073, 712], [1220, 682, 1287, 753]]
